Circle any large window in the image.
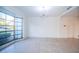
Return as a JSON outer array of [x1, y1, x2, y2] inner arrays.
[[0, 12, 23, 46], [15, 18, 23, 39]]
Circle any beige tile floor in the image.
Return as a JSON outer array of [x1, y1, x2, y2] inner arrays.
[[0, 38, 79, 53]]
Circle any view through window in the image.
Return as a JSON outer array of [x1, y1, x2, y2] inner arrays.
[[0, 12, 23, 46]]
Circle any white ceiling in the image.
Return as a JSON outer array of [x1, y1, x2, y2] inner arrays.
[[62, 7, 79, 17], [4, 6, 78, 17], [14, 6, 72, 17]]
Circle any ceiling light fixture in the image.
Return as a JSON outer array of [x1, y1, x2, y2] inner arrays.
[[37, 6, 51, 11]]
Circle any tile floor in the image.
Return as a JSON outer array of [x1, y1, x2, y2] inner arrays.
[[0, 38, 79, 53]]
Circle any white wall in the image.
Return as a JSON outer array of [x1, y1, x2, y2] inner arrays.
[[74, 17, 79, 39], [27, 17, 64, 38], [60, 7, 79, 39], [27, 16, 79, 38], [27, 7, 79, 38], [23, 16, 28, 38], [28, 17, 59, 38], [59, 17, 76, 38], [62, 17, 79, 39]]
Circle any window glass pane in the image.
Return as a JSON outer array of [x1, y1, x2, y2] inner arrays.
[[0, 12, 23, 45], [0, 12, 7, 39], [0, 31, 11, 39], [8, 35, 14, 40], [6, 25, 15, 30], [15, 35, 22, 39], [15, 27, 17, 30], [0, 12, 5, 19], [15, 31, 22, 35], [6, 21, 14, 25], [0, 25, 5, 32], [0, 20, 6, 26], [18, 35, 22, 38], [6, 31, 14, 35], [18, 27, 22, 30], [0, 12, 22, 42], [15, 18, 22, 39], [15, 22, 22, 26], [15, 27, 22, 30], [0, 28, 5, 31], [15, 18, 22, 22], [6, 15, 14, 21]]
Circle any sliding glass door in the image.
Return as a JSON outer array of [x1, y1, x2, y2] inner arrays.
[[0, 12, 23, 46], [15, 18, 23, 39], [6, 14, 15, 41]]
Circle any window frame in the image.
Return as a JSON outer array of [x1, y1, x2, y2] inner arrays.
[[0, 12, 23, 40]]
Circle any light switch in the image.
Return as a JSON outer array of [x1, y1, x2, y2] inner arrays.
[[64, 25, 66, 27]]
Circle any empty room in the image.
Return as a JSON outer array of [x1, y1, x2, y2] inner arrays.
[[0, 6, 79, 53]]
